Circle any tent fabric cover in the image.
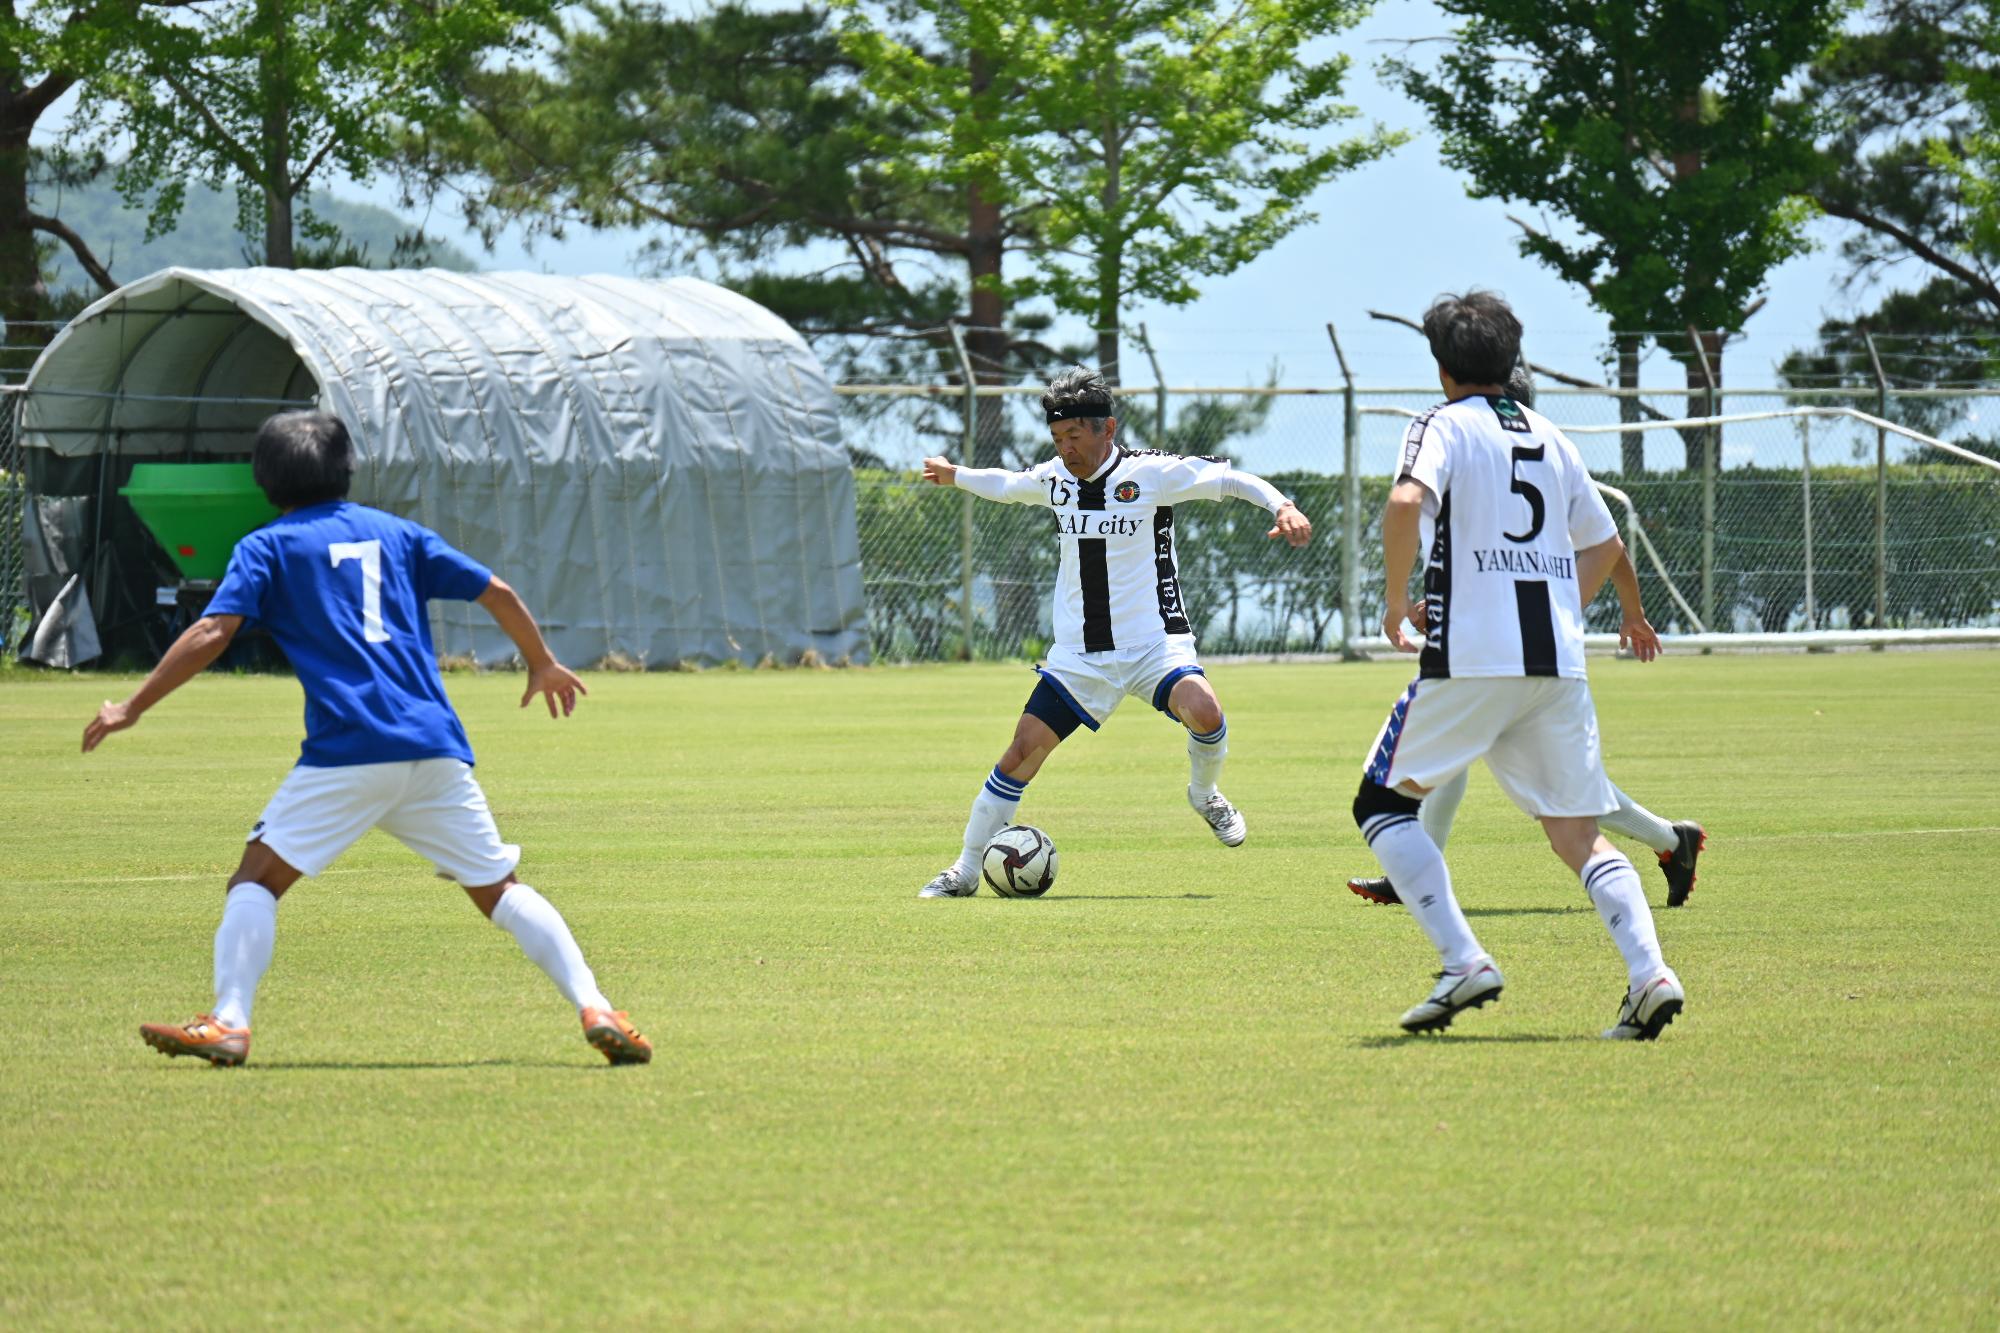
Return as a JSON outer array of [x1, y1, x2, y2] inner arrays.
[[20, 267, 869, 667]]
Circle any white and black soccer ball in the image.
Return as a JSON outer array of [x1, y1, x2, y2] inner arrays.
[[981, 824, 1058, 898]]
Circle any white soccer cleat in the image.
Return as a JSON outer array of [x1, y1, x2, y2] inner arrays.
[[1602, 972, 1685, 1041], [1190, 789, 1247, 846], [1399, 960, 1505, 1034], [917, 866, 977, 898]]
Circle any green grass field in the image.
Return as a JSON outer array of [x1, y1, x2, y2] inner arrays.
[[3, 651, 1997, 1327]]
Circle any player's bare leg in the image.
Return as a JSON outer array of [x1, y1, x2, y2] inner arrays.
[[1169, 674, 1244, 846], [1541, 816, 1684, 1040], [140, 840, 301, 1067], [471, 874, 651, 1065], [922, 712, 1065, 898]]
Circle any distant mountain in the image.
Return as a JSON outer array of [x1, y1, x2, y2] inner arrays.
[[30, 178, 479, 296]]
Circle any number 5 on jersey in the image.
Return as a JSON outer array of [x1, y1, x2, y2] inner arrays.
[[329, 540, 392, 643], [1505, 445, 1547, 543]]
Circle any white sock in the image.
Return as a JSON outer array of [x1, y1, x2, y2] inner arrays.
[[1419, 768, 1470, 852], [1360, 813, 1485, 971], [951, 766, 1026, 879], [491, 884, 612, 1013], [1187, 720, 1227, 800], [1581, 851, 1667, 988], [1601, 785, 1677, 854], [212, 882, 278, 1030]]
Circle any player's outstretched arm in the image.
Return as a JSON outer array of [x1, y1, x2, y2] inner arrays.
[[1379, 481, 1428, 653], [82, 614, 244, 752], [475, 577, 589, 717], [923, 456, 1040, 503], [1578, 539, 1660, 662]]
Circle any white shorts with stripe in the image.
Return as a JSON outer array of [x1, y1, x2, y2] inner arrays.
[[1362, 676, 1617, 819], [1036, 633, 1205, 729], [248, 758, 521, 885]]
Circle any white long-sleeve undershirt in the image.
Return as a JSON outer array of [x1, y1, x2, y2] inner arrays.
[[952, 462, 1291, 511]]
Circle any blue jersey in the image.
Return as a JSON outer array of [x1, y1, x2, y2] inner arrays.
[[206, 501, 494, 768]]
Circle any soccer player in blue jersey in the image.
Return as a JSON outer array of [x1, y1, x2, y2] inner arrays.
[[82, 411, 650, 1067]]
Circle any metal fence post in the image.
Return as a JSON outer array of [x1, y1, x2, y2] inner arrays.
[[1798, 412, 1815, 628], [947, 323, 977, 660], [1326, 323, 1361, 658], [1137, 323, 1167, 448], [1864, 332, 1889, 628], [1686, 325, 1719, 629]]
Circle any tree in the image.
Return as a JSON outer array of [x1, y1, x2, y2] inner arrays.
[[839, 0, 1397, 383], [1389, 1, 1843, 468], [67, 0, 551, 268], [1802, 1, 2000, 316]]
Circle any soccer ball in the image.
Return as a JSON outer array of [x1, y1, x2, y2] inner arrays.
[[982, 825, 1058, 898]]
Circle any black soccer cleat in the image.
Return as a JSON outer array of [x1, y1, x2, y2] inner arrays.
[[1657, 821, 1707, 907], [1347, 875, 1401, 906]]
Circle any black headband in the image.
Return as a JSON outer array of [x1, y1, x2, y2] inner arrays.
[[1045, 406, 1111, 425]]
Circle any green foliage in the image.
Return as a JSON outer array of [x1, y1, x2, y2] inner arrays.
[[1389, 2, 1841, 343], [66, 0, 554, 264], [837, 0, 1397, 372]]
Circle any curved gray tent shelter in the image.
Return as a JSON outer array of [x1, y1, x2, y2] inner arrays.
[[21, 267, 869, 666]]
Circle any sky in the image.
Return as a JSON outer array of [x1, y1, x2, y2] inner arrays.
[[331, 2, 1872, 393]]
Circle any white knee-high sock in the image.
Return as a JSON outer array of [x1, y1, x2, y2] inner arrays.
[[491, 884, 612, 1013], [1360, 814, 1486, 971], [1600, 785, 1677, 854], [951, 766, 1026, 878], [1580, 851, 1667, 988], [1419, 768, 1470, 852], [212, 882, 278, 1030], [1187, 719, 1227, 799]]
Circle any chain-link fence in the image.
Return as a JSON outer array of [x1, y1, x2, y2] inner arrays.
[[843, 383, 2000, 660], [0, 388, 25, 655]]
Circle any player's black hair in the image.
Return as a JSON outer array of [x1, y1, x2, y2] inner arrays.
[[1042, 365, 1115, 426], [253, 410, 354, 509], [1422, 291, 1523, 387], [1504, 361, 1536, 409]]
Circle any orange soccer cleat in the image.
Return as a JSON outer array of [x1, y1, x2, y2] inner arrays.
[[580, 1008, 652, 1066], [140, 1014, 250, 1067]]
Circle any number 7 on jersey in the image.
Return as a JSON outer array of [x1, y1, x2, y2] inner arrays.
[[329, 540, 392, 643]]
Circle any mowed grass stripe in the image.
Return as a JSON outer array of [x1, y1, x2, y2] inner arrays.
[[1, 651, 1996, 1327]]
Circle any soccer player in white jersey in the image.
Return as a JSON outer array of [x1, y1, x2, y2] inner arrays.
[[1345, 364, 1706, 911], [912, 366, 1313, 897], [1351, 293, 1686, 1039], [81, 411, 651, 1067]]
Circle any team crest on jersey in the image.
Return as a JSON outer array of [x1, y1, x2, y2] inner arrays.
[[1114, 480, 1141, 502], [1491, 396, 1531, 432]]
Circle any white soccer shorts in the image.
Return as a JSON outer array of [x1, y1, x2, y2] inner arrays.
[[247, 758, 521, 885], [1362, 676, 1618, 819], [1037, 633, 1206, 729]]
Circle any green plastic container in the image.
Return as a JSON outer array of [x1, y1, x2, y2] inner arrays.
[[119, 463, 279, 581]]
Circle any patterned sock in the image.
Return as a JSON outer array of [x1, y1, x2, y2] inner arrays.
[[952, 766, 1026, 879], [1418, 768, 1470, 853], [1187, 719, 1228, 799], [1360, 813, 1486, 971], [212, 882, 278, 1030], [491, 884, 611, 1013], [1600, 785, 1678, 854], [1580, 851, 1667, 988]]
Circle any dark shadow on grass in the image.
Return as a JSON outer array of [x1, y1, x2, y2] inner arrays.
[[1462, 906, 1590, 918], [1352, 1032, 1595, 1048]]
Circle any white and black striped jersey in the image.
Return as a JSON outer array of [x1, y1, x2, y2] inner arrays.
[[1399, 395, 1619, 680], [954, 447, 1287, 654]]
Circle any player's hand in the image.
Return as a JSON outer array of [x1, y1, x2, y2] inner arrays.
[[921, 457, 957, 487], [1268, 502, 1312, 547], [1383, 600, 1425, 654], [1620, 614, 1662, 663], [82, 699, 137, 753], [522, 661, 588, 718]]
